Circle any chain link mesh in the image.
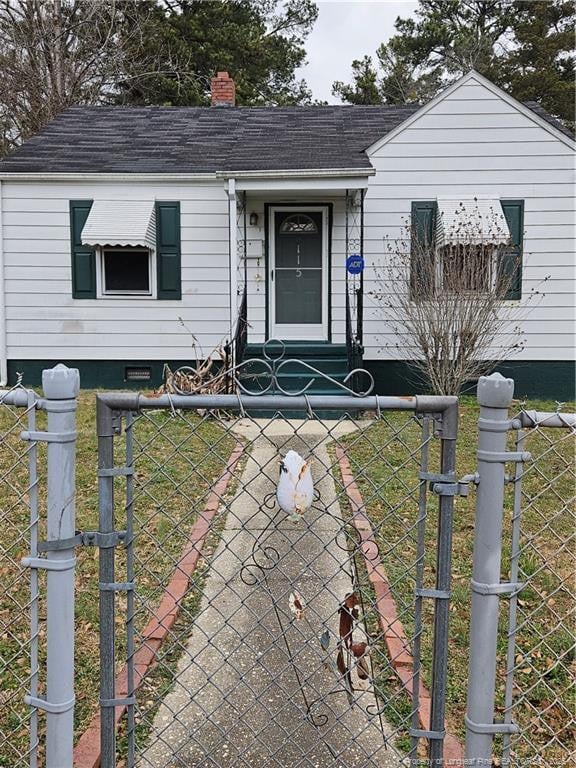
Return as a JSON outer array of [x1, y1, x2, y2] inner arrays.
[[0, 385, 42, 768], [2, 380, 573, 768], [498, 409, 575, 767], [97, 402, 458, 768]]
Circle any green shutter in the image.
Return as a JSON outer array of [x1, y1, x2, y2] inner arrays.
[[156, 201, 181, 300], [411, 201, 436, 298], [500, 200, 524, 300], [70, 200, 95, 299]]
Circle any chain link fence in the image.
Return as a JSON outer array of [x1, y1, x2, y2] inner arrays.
[[0, 384, 42, 768], [1, 366, 573, 768], [92, 392, 460, 768], [498, 409, 575, 767]]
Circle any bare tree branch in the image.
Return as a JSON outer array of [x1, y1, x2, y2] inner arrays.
[[0, 0, 150, 155], [371, 203, 547, 395]]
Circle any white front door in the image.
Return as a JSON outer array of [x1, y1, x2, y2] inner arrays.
[[269, 206, 329, 341]]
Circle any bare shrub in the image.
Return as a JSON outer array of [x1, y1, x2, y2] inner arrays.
[[372, 200, 546, 395]]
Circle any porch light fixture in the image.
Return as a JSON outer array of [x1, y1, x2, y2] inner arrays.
[[249, 211, 259, 226]]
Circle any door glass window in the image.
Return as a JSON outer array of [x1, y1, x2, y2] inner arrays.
[[279, 214, 318, 234]]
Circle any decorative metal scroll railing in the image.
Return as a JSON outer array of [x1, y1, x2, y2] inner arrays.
[[178, 338, 374, 399], [224, 286, 248, 393]]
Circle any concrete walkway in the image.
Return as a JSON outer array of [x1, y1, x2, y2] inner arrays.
[[139, 419, 401, 768]]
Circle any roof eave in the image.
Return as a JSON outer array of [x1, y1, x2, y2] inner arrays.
[[0, 167, 376, 182], [0, 171, 219, 181], [216, 167, 375, 179]]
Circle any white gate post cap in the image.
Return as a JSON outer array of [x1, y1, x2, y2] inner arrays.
[[42, 363, 80, 399], [477, 371, 514, 408]]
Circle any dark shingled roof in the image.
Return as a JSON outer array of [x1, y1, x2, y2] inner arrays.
[[522, 101, 575, 140], [0, 105, 420, 174], [0, 101, 571, 174]]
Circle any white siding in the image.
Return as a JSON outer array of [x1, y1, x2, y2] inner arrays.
[[2, 180, 231, 359], [363, 78, 575, 362]]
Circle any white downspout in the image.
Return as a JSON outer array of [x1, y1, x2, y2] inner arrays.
[[0, 180, 7, 386], [227, 178, 238, 332]]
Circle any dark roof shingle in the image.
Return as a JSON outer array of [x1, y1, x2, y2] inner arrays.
[[0, 100, 571, 174], [0, 105, 419, 174]]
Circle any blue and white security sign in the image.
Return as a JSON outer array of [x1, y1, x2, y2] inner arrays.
[[346, 254, 364, 275]]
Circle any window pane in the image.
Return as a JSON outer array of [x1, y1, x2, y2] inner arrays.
[[104, 250, 150, 293], [275, 236, 322, 269], [441, 245, 492, 292], [279, 214, 318, 234], [275, 269, 322, 324]]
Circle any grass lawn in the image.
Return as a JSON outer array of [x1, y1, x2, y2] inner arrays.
[[339, 396, 575, 765], [0, 390, 237, 767]]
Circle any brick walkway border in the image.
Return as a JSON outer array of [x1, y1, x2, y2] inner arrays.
[[74, 442, 245, 768], [335, 445, 463, 764]]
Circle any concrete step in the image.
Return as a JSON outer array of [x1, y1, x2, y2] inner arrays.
[[245, 342, 347, 358]]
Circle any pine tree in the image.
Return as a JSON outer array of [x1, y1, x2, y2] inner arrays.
[[117, 0, 318, 107], [502, 1, 574, 126], [333, 0, 574, 127]]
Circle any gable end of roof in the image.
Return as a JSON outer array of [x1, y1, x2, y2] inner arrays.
[[365, 71, 576, 155]]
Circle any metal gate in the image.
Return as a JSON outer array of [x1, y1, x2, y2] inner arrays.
[[91, 372, 461, 767]]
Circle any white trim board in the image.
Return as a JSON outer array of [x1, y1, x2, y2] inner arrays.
[[235, 177, 370, 192], [0, 168, 375, 183]]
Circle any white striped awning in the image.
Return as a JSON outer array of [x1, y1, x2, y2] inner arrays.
[[81, 200, 156, 248], [436, 198, 511, 247]]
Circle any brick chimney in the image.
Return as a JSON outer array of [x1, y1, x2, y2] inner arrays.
[[210, 71, 236, 106]]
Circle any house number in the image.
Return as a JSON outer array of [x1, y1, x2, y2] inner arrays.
[[295, 268, 302, 278]]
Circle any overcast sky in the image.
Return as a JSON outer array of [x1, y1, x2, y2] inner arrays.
[[296, 0, 418, 103]]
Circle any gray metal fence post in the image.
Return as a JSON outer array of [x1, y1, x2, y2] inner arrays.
[[42, 364, 80, 768], [97, 395, 117, 768], [465, 372, 516, 766], [429, 398, 458, 766]]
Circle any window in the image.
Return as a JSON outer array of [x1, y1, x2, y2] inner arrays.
[[101, 248, 151, 295], [279, 214, 318, 234], [439, 243, 493, 293], [410, 199, 523, 300], [70, 199, 182, 300]]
